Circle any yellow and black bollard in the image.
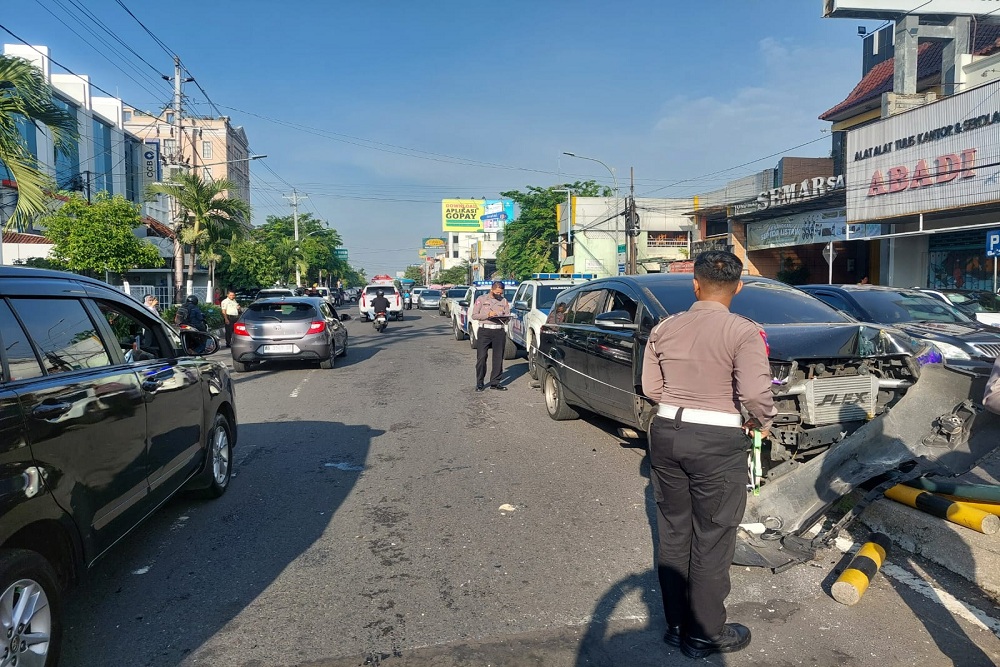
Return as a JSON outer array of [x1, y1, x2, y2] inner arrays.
[[831, 533, 891, 606], [885, 484, 1000, 534], [936, 495, 1000, 517]]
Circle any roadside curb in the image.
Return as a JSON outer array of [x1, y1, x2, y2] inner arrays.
[[858, 449, 1000, 598]]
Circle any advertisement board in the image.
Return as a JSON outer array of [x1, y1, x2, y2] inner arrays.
[[846, 81, 1000, 222], [141, 140, 161, 190], [824, 1, 1000, 18], [746, 208, 882, 251], [422, 237, 447, 252], [441, 199, 515, 232]]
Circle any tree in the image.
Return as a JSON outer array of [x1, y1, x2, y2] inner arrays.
[[0, 55, 78, 229], [438, 260, 471, 285], [38, 192, 162, 276], [495, 180, 608, 279], [403, 265, 424, 284], [226, 238, 279, 290], [147, 172, 250, 301], [251, 213, 345, 286]]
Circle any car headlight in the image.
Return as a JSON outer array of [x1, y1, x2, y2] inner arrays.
[[931, 341, 972, 360]]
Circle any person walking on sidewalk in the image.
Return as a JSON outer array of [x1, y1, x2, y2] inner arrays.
[[641, 250, 776, 660], [471, 280, 511, 392], [220, 290, 241, 347]]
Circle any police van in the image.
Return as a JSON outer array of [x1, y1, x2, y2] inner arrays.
[[453, 280, 518, 349], [506, 273, 595, 377]]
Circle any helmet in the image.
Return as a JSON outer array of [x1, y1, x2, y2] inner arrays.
[[377, 290, 384, 297], [185, 295, 199, 305]]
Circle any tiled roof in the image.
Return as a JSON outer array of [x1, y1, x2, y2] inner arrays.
[[143, 216, 175, 239], [2, 232, 51, 244], [820, 24, 1000, 121]]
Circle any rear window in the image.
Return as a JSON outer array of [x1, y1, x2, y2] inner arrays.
[[646, 281, 853, 325], [537, 285, 567, 310], [422, 290, 441, 297], [366, 286, 396, 296], [851, 290, 972, 324], [245, 302, 318, 321], [447, 288, 466, 298]]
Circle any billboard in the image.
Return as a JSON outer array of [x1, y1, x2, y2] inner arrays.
[[845, 81, 1000, 222], [824, 1, 1000, 18], [422, 237, 447, 251], [746, 208, 882, 251], [141, 140, 161, 190], [442, 199, 515, 232]]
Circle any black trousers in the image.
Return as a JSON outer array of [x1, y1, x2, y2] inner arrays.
[[224, 320, 235, 346], [648, 413, 748, 639], [475, 327, 505, 387]]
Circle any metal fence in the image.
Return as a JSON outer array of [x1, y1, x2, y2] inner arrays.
[[120, 284, 212, 308]]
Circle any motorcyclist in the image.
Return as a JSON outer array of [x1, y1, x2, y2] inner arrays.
[[371, 289, 390, 321], [175, 295, 208, 354]]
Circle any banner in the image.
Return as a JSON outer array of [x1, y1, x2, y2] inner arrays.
[[141, 140, 161, 190], [442, 199, 515, 232], [746, 208, 882, 251], [422, 237, 447, 251]]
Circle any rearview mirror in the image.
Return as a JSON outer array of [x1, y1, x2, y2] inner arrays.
[[514, 300, 529, 310], [458, 300, 469, 307], [181, 330, 219, 356], [595, 310, 637, 330]]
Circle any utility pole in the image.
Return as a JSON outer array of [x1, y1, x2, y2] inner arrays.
[[169, 55, 188, 304], [283, 189, 307, 287], [626, 167, 639, 275]]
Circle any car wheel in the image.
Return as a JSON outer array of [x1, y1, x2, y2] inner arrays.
[[233, 360, 249, 373], [454, 320, 466, 341], [503, 334, 517, 360], [203, 413, 233, 498], [0, 549, 63, 667], [527, 332, 539, 380], [319, 351, 335, 369], [544, 368, 579, 421]]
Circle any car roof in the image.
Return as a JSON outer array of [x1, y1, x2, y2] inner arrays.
[[800, 284, 928, 295], [253, 296, 323, 304], [0, 265, 150, 308]]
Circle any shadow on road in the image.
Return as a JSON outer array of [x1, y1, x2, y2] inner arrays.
[[61, 419, 383, 667]]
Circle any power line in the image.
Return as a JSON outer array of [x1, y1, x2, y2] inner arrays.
[[61, 0, 166, 78], [114, 0, 175, 58]]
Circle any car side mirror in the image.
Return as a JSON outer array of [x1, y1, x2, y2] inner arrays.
[[514, 300, 529, 310], [458, 300, 469, 307], [595, 310, 637, 330], [180, 330, 219, 356]]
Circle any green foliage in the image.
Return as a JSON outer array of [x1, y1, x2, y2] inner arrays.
[[13, 256, 66, 270], [0, 55, 78, 229], [226, 239, 280, 289], [162, 303, 224, 330], [38, 192, 162, 275], [437, 260, 470, 285], [496, 180, 607, 280], [776, 257, 811, 286], [249, 214, 353, 286], [403, 265, 424, 284]]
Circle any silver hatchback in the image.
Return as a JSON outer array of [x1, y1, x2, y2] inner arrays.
[[230, 297, 349, 372]]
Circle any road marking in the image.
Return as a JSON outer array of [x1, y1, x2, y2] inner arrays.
[[834, 536, 1000, 638], [289, 372, 313, 398]]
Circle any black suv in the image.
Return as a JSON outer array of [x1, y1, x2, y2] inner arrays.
[[537, 274, 924, 467], [0, 267, 237, 666]]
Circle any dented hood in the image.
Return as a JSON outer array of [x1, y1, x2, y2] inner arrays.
[[762, 323, 917, 361]]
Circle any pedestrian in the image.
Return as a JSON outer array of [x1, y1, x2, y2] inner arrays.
[[220, 290, 241, 347], [471, 280, 511, 391], [640, 250, 776, 660], [143, 294, 159, 314]]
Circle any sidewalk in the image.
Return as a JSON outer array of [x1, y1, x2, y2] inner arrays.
[[859, 446, 1000, 599]]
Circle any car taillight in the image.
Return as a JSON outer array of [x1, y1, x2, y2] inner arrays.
[[234, 322, 249, 336], [308, 320, 326, 334]]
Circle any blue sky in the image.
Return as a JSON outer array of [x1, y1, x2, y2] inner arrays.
[[3, 1, 884, 275]]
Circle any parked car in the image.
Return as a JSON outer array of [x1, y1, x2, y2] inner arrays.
[[439, 286, 469, 317], [800, 284, 1000, 373], [231, 296, 349, 372], [454, 282, 519, 349], [537, 274, 923, 467], [507, 274, 595, 377], [920, 288, 1000, 327], [418, 289, 441, 310], [0, 266, 237, 667], [255, 287, 296, 301]]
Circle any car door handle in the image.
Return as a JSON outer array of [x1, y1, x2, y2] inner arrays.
[[141, 379, 162, 392], [31, 402, 72, 420]]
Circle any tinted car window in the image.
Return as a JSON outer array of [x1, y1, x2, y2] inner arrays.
[[505, 288, 517, 301], [646, 281, 853, 325], [607, 289, 638, 321], [851, 290, 972, 324], [447, 288, 467, 298], [96, 301, 166, 362], [245, 302, 318, 321], [0, 300, 44, 382], [422, 290, 441, 297], [546, 291, 574, 324], [10, 298, 112, 373], [565, 289, 608, 325], [537, 286, 565, 310], [810, 291, 857, 316]]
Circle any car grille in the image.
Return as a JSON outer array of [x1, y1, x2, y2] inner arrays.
[[801, 375, 879, 426], [971, 343, 1000, 358]]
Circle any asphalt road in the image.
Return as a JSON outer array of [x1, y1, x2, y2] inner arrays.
[[61, 309, 1000, 667]]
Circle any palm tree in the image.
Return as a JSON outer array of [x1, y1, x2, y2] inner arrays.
[[0, 55, 78, 228], [148, 171, 250, 302]]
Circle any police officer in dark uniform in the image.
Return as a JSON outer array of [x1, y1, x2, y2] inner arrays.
[[641, 250, 776, 659]]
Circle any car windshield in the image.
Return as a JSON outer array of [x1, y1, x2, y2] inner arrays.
[[423, 290, 441, 297], [245, 302, 317, 321], [447, 289, 466, 298], [852, 290, 974, 324], [537, 285, 567, 309], [945, 292, 1000, 314], [505, 288, 517, 300], [646, 280, 853, 325]]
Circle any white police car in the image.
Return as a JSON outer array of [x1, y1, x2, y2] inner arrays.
[[506, 273, 595, 377], [453, 280, 518, 348]]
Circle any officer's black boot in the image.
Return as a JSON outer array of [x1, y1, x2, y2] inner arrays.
[[680, 623, 751, 659]]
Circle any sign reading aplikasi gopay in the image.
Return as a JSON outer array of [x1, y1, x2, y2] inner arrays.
[[441, 199, 515, 232]]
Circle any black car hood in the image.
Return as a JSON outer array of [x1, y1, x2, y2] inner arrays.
[[895, 320, 1000, 344], [763, 323, 916, 361]]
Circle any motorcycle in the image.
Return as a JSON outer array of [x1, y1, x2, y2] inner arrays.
[[373, 311, 388, 333]]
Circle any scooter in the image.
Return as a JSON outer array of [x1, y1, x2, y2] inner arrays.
[[373, 311, 388, 333]]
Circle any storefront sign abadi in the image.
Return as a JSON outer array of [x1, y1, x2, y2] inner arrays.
[[730, 175, 845, 217], [846, 81, 1000, 222], [745, 208, 882, 251], [441, 199, 515, 232]]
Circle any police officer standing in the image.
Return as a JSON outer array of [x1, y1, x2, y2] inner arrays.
[[471, 280, 510, 391], [640, 250, 776, 659]]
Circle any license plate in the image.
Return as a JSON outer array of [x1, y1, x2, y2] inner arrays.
[[262, 344, 295, 354]]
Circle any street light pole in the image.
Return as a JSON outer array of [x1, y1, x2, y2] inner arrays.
[[284, 188, 307, 287], [562, 152, 621, 275]]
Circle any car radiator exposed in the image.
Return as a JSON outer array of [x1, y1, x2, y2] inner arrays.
[[800, 375, 880, 426]]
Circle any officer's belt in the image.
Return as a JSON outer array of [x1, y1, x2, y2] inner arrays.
[[657, 404, 742, 428], [479, 323, 504, 330]]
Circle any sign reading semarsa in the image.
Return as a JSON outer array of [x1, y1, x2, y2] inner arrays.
[[442, 199, 515, 232]]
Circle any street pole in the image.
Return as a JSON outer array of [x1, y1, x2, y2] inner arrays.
[[627, 167, 638, 275], [171, 55, 186, 304], [284, 188, 307, 287]]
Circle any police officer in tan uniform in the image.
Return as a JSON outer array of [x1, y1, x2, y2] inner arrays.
[[471, 281, 511, 391], [641, 250, 776, 660]]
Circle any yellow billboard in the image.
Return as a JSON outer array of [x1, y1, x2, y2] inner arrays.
[[441, 199, 515, 232]]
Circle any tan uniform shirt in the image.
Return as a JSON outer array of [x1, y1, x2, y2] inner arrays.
[[471, 294, 510, 321], [220, 297, 240, 320], [641, 300, 777, 430]]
